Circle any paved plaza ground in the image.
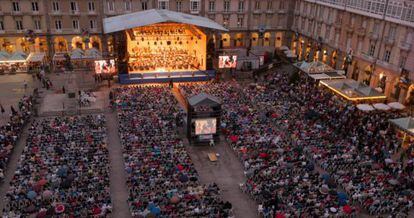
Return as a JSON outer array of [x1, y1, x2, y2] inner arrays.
[[0, 74, 35, 125]]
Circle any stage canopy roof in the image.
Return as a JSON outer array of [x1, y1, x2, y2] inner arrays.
[[188, 93, 221, 107], [320, 79, 387, 101], [390, 117, 414, 136], [103, 9, 228, 34]]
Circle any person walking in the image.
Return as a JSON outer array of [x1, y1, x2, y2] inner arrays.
[[0, 104, 5, 115], [209, 139, 215, 147], [23, 80, 28, 90]]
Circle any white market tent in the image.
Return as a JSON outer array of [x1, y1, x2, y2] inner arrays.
[[0, 51, 11, 61], [320, 79, 387, 102], [103, 9, 228, 34], [284, 50, 297, 58], [279, 45, 289, 51], [6, 51, 28, 63], [308, 72, 346, 81], [388, 102, 406, 110], [26, 52, 46, 63], [70, 48, 85, 60], [356, 104, 375, 111], [85, 48, 102, 59], [294, 61, 335, 74], [390, 117, 414, 136], [372, 103, 391, 110]]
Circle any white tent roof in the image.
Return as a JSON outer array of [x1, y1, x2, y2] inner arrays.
[[390, 117, 414, 135], [7, 51, 27, 63], [103, 9, 228, 34], [388, 102, 406, 110], [357, 104, 375, 111], [294, 61, 334, 74], [27, 52, 46, 62], [373, 103, 391, 110], [85, 48, 102, 59]]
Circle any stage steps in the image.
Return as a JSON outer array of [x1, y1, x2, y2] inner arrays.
[[118, 70, 216, 84], [171, 86, 188, 112]]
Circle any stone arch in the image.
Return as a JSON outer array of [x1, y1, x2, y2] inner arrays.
[[275, 32, 283, 48], [221, 33, 230, 48], [71, 36, 84, 50], [34, 37, 48, 52], [16, 37, 31, 53], [89, 36, 101, 50], [235, 33, 244, 47], [54, 37, 68, 52], [251, 32, 259, 47], [263, 32, 271, 46]]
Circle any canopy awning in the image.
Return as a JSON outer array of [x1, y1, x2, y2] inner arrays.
[[27, 52, 46, 63], [373, 103, 391, 110], [53, 52, 68, 61], [390, 117, 414, 136], [388, 102, 406, 110], [294, 61, 334, 74], [320, 79, 387, 101], [357, 104, 375, 111], [188, 93, 221, 107], [308, 72, 346, 81], [0, 51, 28, 63], [103, 9, 228, 34]]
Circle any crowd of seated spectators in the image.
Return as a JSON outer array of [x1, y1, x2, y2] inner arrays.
[[114, 85, 233, 217], [3, 115, 112, 217]]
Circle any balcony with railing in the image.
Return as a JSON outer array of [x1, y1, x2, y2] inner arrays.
[[384, 36, 395, 46], [399, 40, 412, 51], [310, 0, 414, 27], [356, 27, 366, 37], [345, 24, 354, 34], [359, 52, 376, 63], [376, 59, 400, 73], [368, 32, 379, 40]]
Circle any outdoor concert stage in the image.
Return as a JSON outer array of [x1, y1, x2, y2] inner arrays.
[[103, 9, 227, 84]]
